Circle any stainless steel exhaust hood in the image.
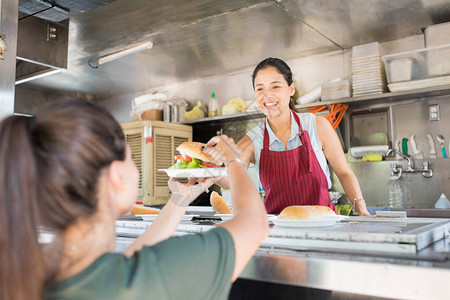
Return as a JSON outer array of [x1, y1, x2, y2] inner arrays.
[[16, 13, 68, 84], [15, 0, 450, 99], [16, 0, 118, 84], [19, 0, 117, 22]]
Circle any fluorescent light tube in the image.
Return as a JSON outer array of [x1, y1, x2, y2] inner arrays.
[[88, 41, 153, 68]]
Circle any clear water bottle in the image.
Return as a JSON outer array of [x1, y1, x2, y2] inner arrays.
[[387, 177, 405, 209]]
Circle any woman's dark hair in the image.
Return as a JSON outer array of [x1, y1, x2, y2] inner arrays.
[[252, 57, 298, 112], [0, 100, 126, 300]]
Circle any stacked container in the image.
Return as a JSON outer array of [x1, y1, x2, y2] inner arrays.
[[321, 80, 351, 101], [351, 42, 388, 96]]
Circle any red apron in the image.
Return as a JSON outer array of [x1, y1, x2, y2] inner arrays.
[[260, 110, 336, 214]]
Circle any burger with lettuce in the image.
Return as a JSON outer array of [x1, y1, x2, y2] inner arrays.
[[169, 142, 222, 169]]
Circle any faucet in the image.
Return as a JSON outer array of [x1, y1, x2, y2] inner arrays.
[[385, 149, 433, 178], [385, 149, 414, 171]]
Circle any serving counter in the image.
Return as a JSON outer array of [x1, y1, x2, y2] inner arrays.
[[115, 213, 450, 300]]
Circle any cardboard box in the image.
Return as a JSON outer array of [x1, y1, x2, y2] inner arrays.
[[141, 109, 163, 121]]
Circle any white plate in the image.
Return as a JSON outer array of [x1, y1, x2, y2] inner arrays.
[[186, 206, 215, 213], [322, 214, 349, 221], [215, 214, 276, 221], [158, 167, 228, 178], [269, 216, 339, 227], [215, 214, 234, 221], [137, 214, 199, 221]]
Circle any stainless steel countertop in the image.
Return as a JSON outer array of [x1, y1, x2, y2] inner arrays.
[[115, 216, 450, 299], [391, 208, 450, 218], [242, 240, 450, 300]]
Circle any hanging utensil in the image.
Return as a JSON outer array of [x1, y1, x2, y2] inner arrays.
[[436, 135, 447, 158], [410, 135, 423, 159], [402, 137, 409, 156], [426, 133, 437, 158], [393, 139, 402, 159]]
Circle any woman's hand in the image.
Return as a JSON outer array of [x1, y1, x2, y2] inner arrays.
[[203, 135, 242, 165], [355, 201, 371, 216], [124, 177, 219, 256], [168, 177, 218, 207]]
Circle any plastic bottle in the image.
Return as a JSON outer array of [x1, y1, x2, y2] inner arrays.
[[434, 193, 450, 209], [208, 92, 219, 117], [387, 177, 405, 209], [259, 186, 266, 202]]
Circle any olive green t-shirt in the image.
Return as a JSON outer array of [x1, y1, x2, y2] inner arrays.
[[45, 227, 235, 300]]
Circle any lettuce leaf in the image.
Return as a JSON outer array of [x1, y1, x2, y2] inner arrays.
[[335, 204, 353, 216], [169, 158, 206, 169]]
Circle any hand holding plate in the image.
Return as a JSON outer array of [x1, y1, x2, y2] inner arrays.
[[168, 177, 218, 207]]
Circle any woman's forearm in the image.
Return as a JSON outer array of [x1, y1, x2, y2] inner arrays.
[[215, 176, 231, 190], [336, 171, 370, 216], [337, 172, 363, 201], [123, 201, 185, 257], [228, 162, 265, 216], [217, 160, 269, 281]]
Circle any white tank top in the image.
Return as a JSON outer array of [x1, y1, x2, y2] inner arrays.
[[247, 111, 332, 189]]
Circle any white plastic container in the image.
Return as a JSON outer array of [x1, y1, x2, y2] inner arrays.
[[424, 22, 450, 47], [321, 80, 351, 101], [352, 42, 380, 60], [382, 44, 450, 84], [385, 57, 413, 82], [426, 44, 450, 76], [434, 193, 450, 209]]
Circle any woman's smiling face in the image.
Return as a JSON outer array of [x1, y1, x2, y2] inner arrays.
[[254, 67, 295, 118]]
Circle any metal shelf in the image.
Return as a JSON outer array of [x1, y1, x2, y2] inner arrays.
[[178, 85, 450, 125], [300, 84, 450, 109], [178, 109, 264, 125]]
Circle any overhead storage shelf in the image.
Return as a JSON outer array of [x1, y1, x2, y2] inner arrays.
[[179, 84, 450, 125]]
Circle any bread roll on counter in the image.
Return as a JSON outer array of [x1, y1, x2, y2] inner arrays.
[[210, 191, 232, 214], [130, 205, 161, 215], [278, 205, 335, 220]]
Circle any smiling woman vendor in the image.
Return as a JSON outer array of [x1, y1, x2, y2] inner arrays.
[[218, 57, 370, 216]]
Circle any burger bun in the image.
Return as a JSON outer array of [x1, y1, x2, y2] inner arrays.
[[176, 142, 221, 165], [278, 205, 335, 220]]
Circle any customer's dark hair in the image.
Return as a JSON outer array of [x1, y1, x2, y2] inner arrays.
[[252, 57, 298, 111], [0, 100, 126, 300]]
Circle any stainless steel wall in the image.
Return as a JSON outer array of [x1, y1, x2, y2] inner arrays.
[[332, 159, 450, 208], [93, 35, 424, 123], [0, 0, 19, 119], [333, 94, 450, 208], [15, 32, 450, 209], [14, 86, 92, 114]]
